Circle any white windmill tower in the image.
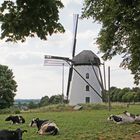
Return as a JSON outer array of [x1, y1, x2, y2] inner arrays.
[[68, 50, 103, 105], [44, 14, 103, 105]]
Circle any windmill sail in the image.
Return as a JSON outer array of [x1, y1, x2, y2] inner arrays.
[[66, 14, 79, 99], [44, 55, 70, 66], [72, 14, 79, 58]]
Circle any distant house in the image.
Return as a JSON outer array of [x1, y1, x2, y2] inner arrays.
[[20, 106, 29, 111]]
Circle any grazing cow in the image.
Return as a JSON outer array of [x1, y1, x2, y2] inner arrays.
[[30, 118, 59, 135], [0, 128, 27, 140], [5, 115, 25, 124], [108, 114, 135, 124]]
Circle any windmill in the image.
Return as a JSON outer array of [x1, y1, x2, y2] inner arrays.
[[44, 14, 104, 105]]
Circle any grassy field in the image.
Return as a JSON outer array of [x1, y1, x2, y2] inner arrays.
[[0, 104, 140, 140]]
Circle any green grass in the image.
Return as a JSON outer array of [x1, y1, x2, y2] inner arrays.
[[0, 104, 140, 140]]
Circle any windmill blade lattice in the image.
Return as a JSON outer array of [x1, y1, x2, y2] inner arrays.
[[66, 14, 79, 99], [44, 55, 70, 66]]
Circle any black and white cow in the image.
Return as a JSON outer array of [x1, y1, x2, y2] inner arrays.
[[29, 118, 49, 130], [5, 115, 25, 124], [108, 113, 135, 124], [0, 128, 27, 140], [123, 111, 140, 124], [135, 115, 140, 123], [38, 122, 59, 135], [30, 118, 59, 135], [123, 111, 136, 118], [108, 115, 123, 124]]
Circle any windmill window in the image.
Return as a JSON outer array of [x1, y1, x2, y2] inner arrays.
[[86, 85, 89, 91], [85, 97, 90, 103], [86, 73, 89, 79]]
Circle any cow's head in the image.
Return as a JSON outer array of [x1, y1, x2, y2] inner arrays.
[[107, 115, 114, 121], [5, 115, 13, 121], [108, 115, 122, 123], [123, 111, 136, 118], [15, 128, 27, 140], [29, 118, 38, 127]]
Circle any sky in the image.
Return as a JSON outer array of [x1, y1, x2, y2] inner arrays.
[[0, 0, 136, 99]]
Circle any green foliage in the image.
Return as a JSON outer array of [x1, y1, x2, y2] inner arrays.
[[29, 103, 127, 113], [0, 0, 65, 42], [122, 92, 134, 102], [32, 104, 73, 112], [0, 106, 20, 114], [14, 109, 21, 114], [0, 65, 17, 109], [80, 103, 108, 110], [82, 0, 140, 85], [39, 95, 49, 107], [38, 94, 64, 108], [108, 86, 140, 102], [49, 94, 63, 104], [28, 101, 38, 109]]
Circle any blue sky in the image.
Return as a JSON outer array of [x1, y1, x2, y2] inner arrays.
[[0, 0, 135, 99]]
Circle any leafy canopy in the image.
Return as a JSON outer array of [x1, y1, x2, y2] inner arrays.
[[0, 65, 17, 109], [82, 0, 140, 85], [0, 0, 65, 42]]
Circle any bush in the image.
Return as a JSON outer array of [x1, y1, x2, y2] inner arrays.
[[0, 107, 20, 114], [14, 110, 21, 114]]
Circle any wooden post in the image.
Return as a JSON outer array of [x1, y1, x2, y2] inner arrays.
[[103, 62, 106, 91], [108, 66, 111, 111], [62, 63, 64, 104]]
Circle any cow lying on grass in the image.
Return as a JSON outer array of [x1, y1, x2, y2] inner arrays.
[[123, 111, 140, 124], [108, 111, 140, 124], [108, 114, 135, 124], [0, 128, 27, 140], [5, 115, 25, 124], [29, 118, 49, 130], [30, 118, 59, 135], [135, 115, 140, 123]]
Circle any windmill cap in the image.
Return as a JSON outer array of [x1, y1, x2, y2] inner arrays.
[[72, 50, 100, 66]]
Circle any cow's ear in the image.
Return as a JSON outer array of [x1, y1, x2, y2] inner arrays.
[[16, 128, 21, 132], [36, 118, 39, 121]]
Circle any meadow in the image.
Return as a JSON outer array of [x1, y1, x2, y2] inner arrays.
[[0, 104, 140, 140]]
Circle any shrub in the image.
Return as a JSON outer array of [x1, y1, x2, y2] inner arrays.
[[0, 107, 20, 114]]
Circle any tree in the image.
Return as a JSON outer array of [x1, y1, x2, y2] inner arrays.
[[49, 94, 63, 104], [0, 0, 65, 42], [116, 87, 131, 101], [39, 95, 49, 107], [122, 92, 134, 103], [109, 86, 121, 102], [82, 0, 140, 85], [28, 101, 38, 109], [0, 65, 17, 109]]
